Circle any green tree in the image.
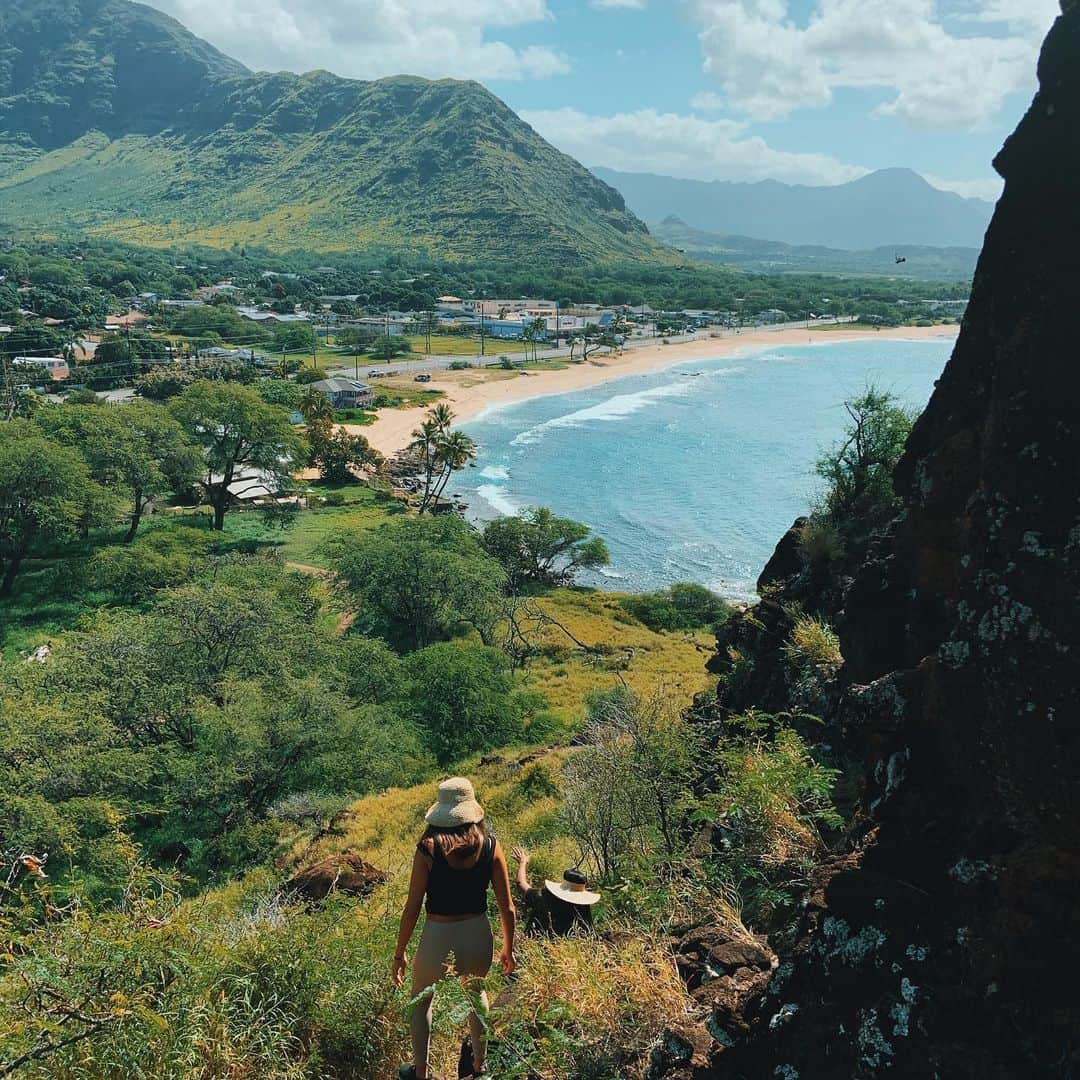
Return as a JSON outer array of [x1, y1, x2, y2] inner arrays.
[[329, 515, 505, 651], [369, 334, 410, 361], [170, 381, 304, 531], [272, 324, 317, 354], [815, 388, 914, 554], [481, 507, 609, 589], [0, 422, 100, 595], [309, 426, 381, 483], [37, 403, 202, 541], [400, 643, 526, 764], [134, 367, 195, 402], [621, 582, 731, 632]]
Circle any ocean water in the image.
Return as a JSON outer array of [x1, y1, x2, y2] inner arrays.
[[448, 337, 954, 600]]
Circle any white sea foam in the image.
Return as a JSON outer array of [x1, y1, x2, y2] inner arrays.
[[510, 380, 693, 446], [475, 484, 520, 517], [480, 465, 510, 480]]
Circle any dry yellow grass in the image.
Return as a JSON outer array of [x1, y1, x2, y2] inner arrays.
[[514, 589, 717, 722]]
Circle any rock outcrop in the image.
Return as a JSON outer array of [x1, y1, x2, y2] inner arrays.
[[283, 850, 388, 903], [673, 6, 1080, 1076]]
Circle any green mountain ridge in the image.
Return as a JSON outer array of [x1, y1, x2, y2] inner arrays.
[[0, 0, 661, 263]]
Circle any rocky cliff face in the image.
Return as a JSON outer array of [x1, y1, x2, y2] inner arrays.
[[662, 6, 1080, 1076]]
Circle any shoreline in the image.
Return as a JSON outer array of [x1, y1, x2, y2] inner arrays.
[[355, 324, 959, 457]]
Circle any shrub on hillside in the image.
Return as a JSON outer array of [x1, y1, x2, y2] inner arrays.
[[620, 582, 731, 632], [698, 724, 842, 922], [400, 643, 536, 764], [814, 387, 914, 554], [88, 525, 212, 601], [784, 613, 843, 671], [328, 515, 506, 651]]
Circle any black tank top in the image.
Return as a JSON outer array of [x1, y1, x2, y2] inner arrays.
[[420, 833, 496, 917]]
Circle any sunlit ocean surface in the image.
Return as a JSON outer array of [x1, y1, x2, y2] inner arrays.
[[447, 337, 953, 600]]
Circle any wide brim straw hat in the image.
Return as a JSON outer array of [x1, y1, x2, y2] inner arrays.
[[425, 777, 485, 828], [544, 874, 602, 907]]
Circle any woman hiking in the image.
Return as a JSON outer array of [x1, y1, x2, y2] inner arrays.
[[394, 778, 516, 1080]]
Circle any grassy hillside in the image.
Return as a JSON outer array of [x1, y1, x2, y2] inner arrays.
[[0, 2, 664, 263]]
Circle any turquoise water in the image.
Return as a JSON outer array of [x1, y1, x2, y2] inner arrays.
[[448, 337, 954, 600]]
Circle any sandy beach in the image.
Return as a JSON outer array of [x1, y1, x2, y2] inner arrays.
[[356, 324, 959, 456]]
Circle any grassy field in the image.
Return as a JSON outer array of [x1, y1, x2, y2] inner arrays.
[[406, 335, 529, 357], [512, 588, 716, 722], [177, 482, 405, 568]]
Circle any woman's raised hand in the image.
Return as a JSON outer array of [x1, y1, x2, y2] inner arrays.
[[511, 845, 528, 866]]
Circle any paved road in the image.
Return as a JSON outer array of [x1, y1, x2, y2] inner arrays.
[[325, 317, 859, 379]]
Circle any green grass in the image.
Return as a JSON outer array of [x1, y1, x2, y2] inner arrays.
[[406, 335, 528, 356], [372, 385, 446, 409], [333, 407, 376, 425], [175, 482, 404, 568]]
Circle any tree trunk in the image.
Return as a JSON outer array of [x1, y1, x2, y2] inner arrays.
[[213, 499, 227, 531], [124, 492, 144, 544], [0, 554, 21, 597]]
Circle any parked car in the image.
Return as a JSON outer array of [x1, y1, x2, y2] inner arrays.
[[367, 369, 384, 378], [414, 373, 432, 383]]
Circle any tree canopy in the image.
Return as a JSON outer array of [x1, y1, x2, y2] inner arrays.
[[481, 507, 610, 589], [329, 515, 505, 651], [169, 381, 304, 530]]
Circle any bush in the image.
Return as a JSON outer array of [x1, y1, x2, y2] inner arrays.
[[294, 367, 329, 385], [815, 387, 913, 555], [88, 526, 211, 601], [447, 360, 472, 370], [562, 690, 700, 879], [784, 613, 842, 671], [700, 725, 842, 921], [400, 643, 531, 764], [621, 582, 731, 632], [797, 518, 843, 573]]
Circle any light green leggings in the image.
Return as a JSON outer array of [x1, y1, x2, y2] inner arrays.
[[410, 915, 492, 1076]]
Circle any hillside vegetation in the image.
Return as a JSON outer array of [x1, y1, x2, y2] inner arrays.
[[0, 1, 661, 263]]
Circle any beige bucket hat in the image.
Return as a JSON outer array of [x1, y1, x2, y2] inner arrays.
[[425, 777, 485, 828], [544, 869, 601, 906]]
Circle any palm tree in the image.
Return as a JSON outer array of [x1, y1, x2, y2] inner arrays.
[[431, 429, 478, 508], [429, 402, 455, 434], [410, 416, 442, 513], [527, 317, 547, 363], [299, 386, 335, 425]]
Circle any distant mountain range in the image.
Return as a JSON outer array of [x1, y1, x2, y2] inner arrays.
[[594, 167, 995, 252], [0, 0, 661, 263], [652, 217, 980, 280]]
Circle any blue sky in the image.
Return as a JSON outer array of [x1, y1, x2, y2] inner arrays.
[[152, 0, 1062, 201]]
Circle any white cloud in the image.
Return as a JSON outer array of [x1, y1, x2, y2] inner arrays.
[[150, 0, 569, 81], [689, 90, 725, 112], [591, 0, 647, 7], [520, 106, 871, 185], [684, 0, 1058, 129]]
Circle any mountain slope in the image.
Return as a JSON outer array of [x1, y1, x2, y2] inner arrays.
[[653, 215, 979, 280], [595, 166, 996, 250], [0, 0, 659, 263]]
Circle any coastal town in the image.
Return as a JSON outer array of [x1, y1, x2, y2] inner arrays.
[[2, 259, 967, 402]]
